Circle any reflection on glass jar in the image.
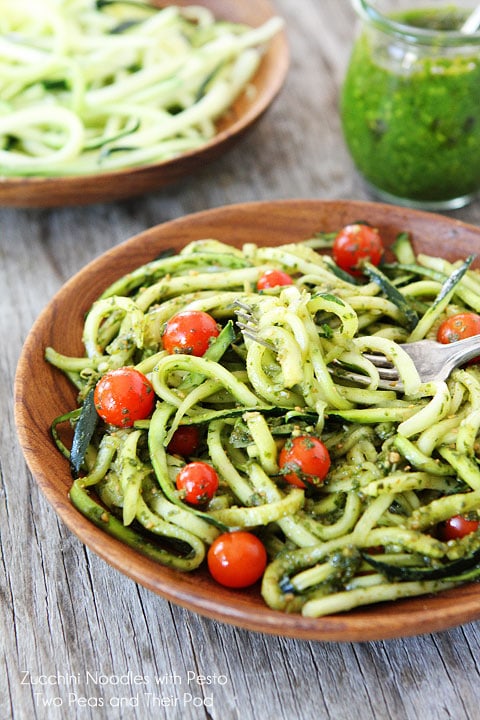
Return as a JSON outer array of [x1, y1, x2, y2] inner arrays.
[[341, 0, 480, 209]]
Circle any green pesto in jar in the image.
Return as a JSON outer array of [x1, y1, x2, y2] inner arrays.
[[341, 8, 480, 203]]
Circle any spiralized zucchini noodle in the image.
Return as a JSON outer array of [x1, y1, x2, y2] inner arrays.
[[0, 1, 282, 176], [46, 229, 480, 617]]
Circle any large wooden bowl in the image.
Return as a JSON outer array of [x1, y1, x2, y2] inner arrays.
[[0, 0, 288, 208], [14, 199, 480, 641]]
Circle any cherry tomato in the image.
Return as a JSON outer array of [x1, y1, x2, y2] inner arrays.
[[439, 515, 479, 541], [94, 367, 155, 427], [279, 435, 331, 489], [332, 223, 384, 276], [437, 312, 480, 365], [207, 531, 267, 588], [162, 310, 219, 356], [437, 313, 480, 344], [176, 461, 219, 506], [257, 269, 294, 290], [167, 426, 201, 456]]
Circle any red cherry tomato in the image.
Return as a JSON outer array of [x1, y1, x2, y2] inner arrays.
[[332, 223, 384, 276], [162, 310, 219, 356], [94, 367, 155, 427], [167, 426, 201, 456], [439, 515, 479, 541], [437, 312, 480, 344], [207, 531, 267, 588], [257, 269, 294, 290], [176, 461, 219, 506], [279, 435, 331, 489], [437, 312, 480, 365]]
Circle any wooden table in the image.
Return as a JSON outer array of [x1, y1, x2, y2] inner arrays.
[[3, 1, 480, 718]]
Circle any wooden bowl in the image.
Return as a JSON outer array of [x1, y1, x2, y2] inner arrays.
[[0, 0, 288, 208], [14, 199, 480, 641]]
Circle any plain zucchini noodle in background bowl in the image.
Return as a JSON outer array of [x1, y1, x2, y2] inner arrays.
[[0, 0, 288, 206]]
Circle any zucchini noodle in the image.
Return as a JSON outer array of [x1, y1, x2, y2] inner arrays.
[[0, 0, 283, 176], [46, 229, 480, 616]]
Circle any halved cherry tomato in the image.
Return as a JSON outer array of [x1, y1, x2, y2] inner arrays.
[[207, 531, 267, 588], [279, 435, 331, 489], [167, 426, 201, 456], [332, 223, 384, 276], [176, 461, 219, 506], [439, 515, 479, 541], [257, 269, 294, 290], [162, 310, 219, 356], [93, 367, 155, 427]]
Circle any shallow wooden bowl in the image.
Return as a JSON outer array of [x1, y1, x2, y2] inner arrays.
[[0, 0, 288, 208], [14, 199, 480, 641]]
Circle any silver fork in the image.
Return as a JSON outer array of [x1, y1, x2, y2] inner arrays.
[[233, 301, 480, 391], [343, 336, 480, 390]]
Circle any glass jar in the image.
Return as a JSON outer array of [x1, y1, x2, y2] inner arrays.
[[341, 0, 480, 209]]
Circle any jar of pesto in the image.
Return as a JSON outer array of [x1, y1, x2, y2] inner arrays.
[[341, 1, 480, 209]]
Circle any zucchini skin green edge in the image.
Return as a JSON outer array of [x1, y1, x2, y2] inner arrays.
[[363, 262, 419, 331], [69, 480, 198, 570], [70, 388, 98, 475], [362, 547, 480, 582]]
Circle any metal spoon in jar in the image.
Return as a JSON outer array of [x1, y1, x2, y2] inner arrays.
[[402, 6, 480, 68], [460, 5, 480, 34]]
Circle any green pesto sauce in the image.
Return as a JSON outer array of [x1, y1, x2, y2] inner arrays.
[[341, 9, 480, 202]]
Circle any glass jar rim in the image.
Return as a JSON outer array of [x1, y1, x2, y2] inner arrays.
[[352, 0, 480, 45]]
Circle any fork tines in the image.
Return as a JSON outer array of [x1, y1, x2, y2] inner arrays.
[[233, 300, 276, 350]]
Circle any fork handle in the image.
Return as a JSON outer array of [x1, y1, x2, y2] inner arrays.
[[440, 333, 480, 371]]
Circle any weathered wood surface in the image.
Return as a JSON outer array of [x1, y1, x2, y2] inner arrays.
[[2, 1, 480, 718]]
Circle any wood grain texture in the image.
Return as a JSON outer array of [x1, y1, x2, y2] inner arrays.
[[3, 1, 480, 719]]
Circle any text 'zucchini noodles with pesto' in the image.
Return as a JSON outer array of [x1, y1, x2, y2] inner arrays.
[[0, 1, 282, 175], [46, 227, 480, 617]]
